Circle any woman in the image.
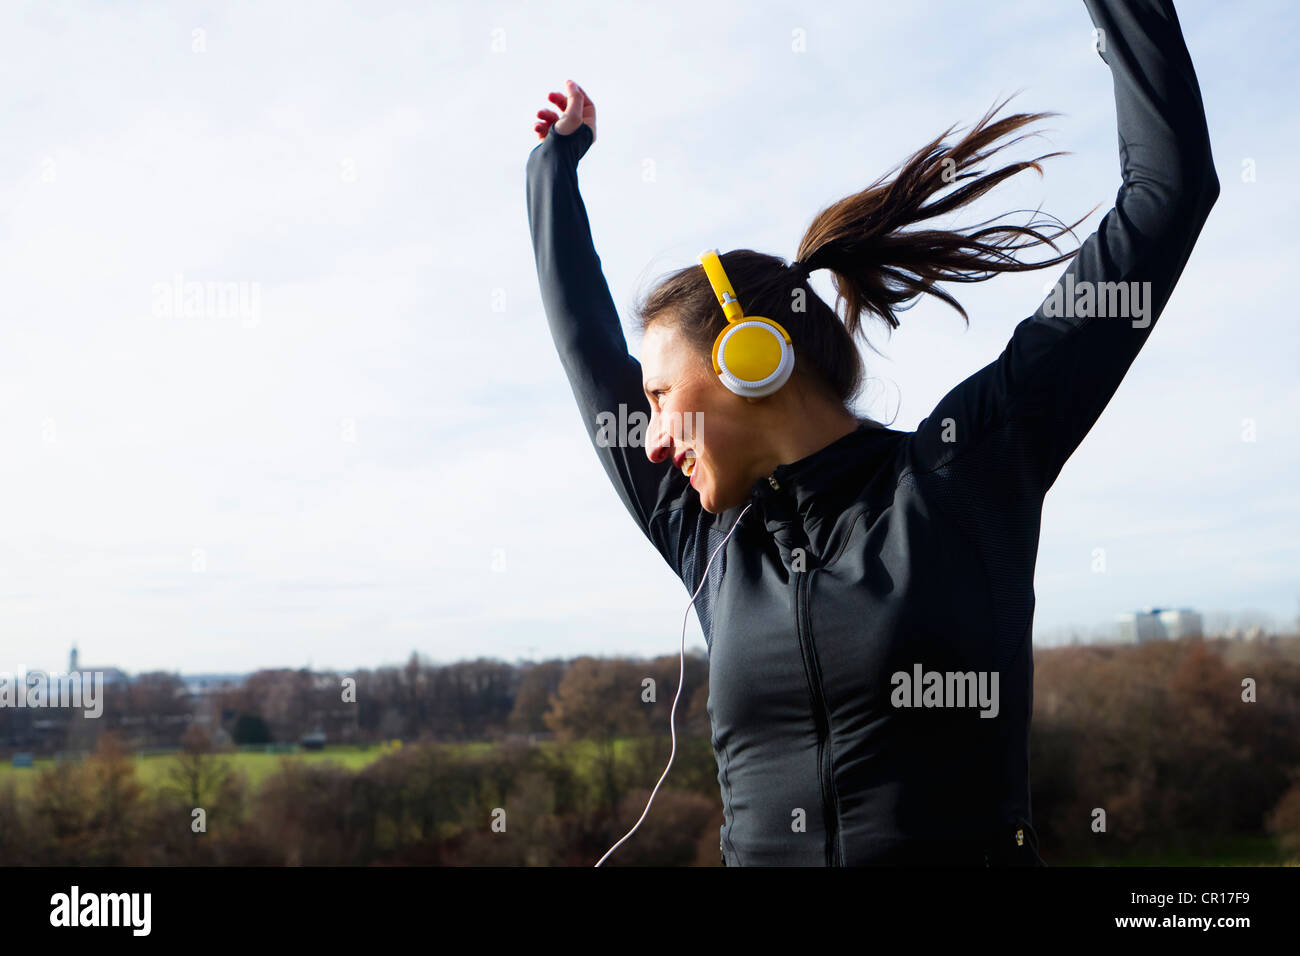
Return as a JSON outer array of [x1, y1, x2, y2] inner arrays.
[[525, 0, 1218, 866]]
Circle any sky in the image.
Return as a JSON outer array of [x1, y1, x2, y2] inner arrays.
[[0, 0, 1296, 676]]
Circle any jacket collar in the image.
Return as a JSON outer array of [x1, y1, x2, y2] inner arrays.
[[747, 419, 901, 511]]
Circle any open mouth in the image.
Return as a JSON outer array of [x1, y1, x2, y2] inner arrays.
[[679, 451, 697, 478]]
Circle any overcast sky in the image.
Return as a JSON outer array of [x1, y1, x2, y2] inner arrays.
[[0, 0, 1295, 676]]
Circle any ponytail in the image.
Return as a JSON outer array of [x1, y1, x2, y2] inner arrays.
[[634, 92, 1098, 408]]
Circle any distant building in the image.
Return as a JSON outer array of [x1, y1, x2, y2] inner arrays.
[[179, 673, 249, 730], [1225, 625, 1269, 641], [1115, 607, 1204, 643], [181, 673, 248, 696], [66, 645, 129, 685]]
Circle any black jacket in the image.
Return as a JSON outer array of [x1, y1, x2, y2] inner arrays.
[[525, 0, 1218, 865]]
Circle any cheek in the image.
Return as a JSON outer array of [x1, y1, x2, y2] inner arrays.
[[685, 382, 745, 475], [673, 386, 713, 440], [695, 405, 741, 467]]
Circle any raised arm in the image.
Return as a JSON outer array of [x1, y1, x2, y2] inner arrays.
[[524, 99, 696, 571], [908, 0, 1219, 491]]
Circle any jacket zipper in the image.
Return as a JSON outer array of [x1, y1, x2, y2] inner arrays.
[[795, 561, 841, 866], [770, 472, 841, 865]]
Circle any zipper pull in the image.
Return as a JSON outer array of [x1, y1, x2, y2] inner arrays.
[[768, 475, 781, 491], [1015, 826, 1024, 847]]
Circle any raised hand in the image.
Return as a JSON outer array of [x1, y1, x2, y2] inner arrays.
[[534, 80, 596, 142]]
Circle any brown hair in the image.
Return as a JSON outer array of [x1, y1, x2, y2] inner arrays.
[[632, 92, 1100, 413]]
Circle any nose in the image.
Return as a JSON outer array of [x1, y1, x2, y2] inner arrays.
[[646, 408, 673, 464]]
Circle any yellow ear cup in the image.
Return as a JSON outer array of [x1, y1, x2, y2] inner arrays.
[[699, 249, 796, 398], [718, 323, 783, 380]]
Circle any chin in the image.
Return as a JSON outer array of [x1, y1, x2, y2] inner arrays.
[[695, 482, 717, 514], [698, 484, 740, 515]]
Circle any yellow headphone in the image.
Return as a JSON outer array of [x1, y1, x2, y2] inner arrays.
[[698, 249, 795, 398]]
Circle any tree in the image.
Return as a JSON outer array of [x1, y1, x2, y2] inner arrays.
[[508, 660, 567, 734], [86, 732, 145, 864], [543, 657, 645, 819], [165, 724, 233, 813]]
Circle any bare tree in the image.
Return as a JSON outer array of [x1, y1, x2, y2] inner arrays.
[[544, 657, 644, 819], [164, 724, 233, 816]]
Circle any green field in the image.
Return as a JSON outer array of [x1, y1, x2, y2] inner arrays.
[[0, 745, 401, 797], [0, 739, 596, 799]]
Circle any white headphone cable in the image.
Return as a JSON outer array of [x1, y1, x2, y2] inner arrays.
[[594, 501, 753, 866]]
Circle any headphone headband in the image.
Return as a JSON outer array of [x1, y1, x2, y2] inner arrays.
[[697, 249, 795, 398], [699, 249, 745, 323]]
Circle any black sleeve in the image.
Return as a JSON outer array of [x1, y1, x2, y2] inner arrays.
[[906, 0, 1220, 492], [524, 122, 701, 578]]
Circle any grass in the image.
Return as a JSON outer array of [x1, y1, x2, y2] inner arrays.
[[0, 744, 394, 797], [0, 738, 601, 799]]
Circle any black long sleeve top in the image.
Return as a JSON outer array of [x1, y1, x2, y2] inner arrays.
[[525, 0, 1219, 865]]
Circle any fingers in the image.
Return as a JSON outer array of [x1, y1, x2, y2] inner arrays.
[[543, 83, 591, 112], [561, 80, 584, 117], [549, 85, 592, 111], [534, 105, 559, 139], [532, 83, 592, 140]]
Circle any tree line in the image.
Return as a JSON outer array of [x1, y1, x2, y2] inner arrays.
[[1, 635, 1299, 864]]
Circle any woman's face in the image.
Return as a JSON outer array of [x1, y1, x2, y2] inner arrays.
[[641, 321, 761, 514]]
